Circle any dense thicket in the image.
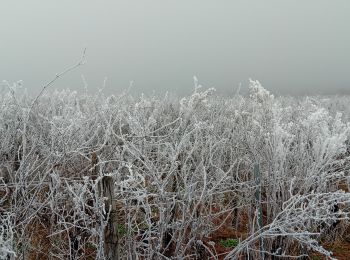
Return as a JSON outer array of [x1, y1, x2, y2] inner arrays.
[[1, 81, 350, 259]]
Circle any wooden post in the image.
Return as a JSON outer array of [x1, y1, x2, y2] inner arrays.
[[100, 175, 119, 260], [254, 163, 264, 259], [93, 152, 118, 260]]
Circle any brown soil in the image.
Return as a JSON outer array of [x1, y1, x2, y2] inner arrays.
[[310, 241, 350, 260]]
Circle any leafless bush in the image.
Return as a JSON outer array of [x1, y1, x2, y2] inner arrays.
[[1, 79, 350, 259]]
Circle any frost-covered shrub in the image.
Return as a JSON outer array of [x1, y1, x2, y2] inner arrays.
[[1, 82, 350, 259], [0, 213, 15, 259]]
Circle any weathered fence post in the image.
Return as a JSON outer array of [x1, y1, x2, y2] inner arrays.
[[254, 163, 264, 259], [93, 152, 118, 260], [100, 175, 119, 260]]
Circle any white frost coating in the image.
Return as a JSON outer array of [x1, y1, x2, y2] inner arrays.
[[0, 214, 16, 259], [249, 78, 274, 103], [1, 82, 350, 259]]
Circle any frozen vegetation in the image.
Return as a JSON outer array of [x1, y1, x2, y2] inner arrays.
[[1, 80, 350, 259]]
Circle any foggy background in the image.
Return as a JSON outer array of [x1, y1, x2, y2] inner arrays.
[[1, 0, 350, 96]]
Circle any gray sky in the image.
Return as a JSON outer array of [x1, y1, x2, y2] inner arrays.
[[1, 1, 350, 96]]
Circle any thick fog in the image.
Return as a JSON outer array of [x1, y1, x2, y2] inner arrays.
[[1, 1, 350, 96]]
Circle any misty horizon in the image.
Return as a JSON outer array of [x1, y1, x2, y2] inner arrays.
[[1, 1, 350, 96]]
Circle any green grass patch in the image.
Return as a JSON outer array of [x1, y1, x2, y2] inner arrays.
[[117, 224, 127, 236], [219, 238, 239, 248]]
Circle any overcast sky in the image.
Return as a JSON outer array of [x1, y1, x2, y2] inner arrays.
[[1, 1, 350, 96]]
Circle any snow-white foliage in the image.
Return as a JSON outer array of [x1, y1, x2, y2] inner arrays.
[[0, 213, 15, 259], [1, 82, 350, 259], [249, 79, 274, 104]]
